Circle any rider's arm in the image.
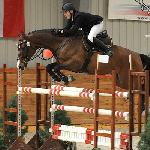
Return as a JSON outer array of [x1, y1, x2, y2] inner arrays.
[[64, 19, 72, 30], [63, 24, 79, 36], [63, 17, 81, 36]]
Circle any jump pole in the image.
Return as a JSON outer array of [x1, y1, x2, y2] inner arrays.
[[51, 124, 129, 149], [17, 87, 128, 99], [17, 60, 22, 137], [50, 104, 129, 120]]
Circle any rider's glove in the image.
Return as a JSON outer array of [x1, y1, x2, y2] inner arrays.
[[52, 29, 64, 36]]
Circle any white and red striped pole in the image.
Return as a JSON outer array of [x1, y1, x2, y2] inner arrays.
[[18, 87, 95, 99], [51, 124, 129, 149], [51, 84, 94, 93], [51, 85, 128, 98], [18, 86, 128, 98], [51, 104, 129, 120]]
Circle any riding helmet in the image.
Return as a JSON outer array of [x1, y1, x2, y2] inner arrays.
[[62, 3, 75, 11]]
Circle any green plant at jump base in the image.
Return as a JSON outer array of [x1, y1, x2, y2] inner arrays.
[[39, 99, 71, 148], [53, 100, 71, 125], [0, 96, 28, 149], [138, 114, 150, 150]]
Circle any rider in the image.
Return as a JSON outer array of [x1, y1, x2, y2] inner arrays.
[[56, 2, 112, 56]]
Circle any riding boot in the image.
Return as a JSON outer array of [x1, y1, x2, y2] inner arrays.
[[85, 39, 94, 52], [93, 37, 112, 57]]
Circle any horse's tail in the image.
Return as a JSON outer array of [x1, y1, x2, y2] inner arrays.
[[140, 54, 150, 70], [140, 54, 150, 95]]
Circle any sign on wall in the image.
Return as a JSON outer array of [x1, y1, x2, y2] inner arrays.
[[108, 0, 150, 21]]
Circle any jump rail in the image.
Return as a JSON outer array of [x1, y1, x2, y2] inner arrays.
[[51, 85, 129, 98], [50, 124, 129, 149], [18, 86, 128, 99], [50, 104, 129, 120]]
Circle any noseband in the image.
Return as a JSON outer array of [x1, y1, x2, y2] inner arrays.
[[18, 39, 46, 64]]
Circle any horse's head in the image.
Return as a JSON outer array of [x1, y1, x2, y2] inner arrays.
[[17, 29, 84, 70], [17, 30, 65, 69], [17, 33, 39, 69]]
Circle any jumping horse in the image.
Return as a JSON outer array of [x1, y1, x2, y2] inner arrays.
[[17, 29, 150, 93]]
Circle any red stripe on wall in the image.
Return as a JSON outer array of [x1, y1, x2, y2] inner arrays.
[[3, 0, 25, 37]]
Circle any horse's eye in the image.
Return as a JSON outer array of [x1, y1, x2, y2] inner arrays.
[[18, 53, 21, 57], [18, 42, 25, 48]]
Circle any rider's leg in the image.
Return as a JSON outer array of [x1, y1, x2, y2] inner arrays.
[[93, 37, 112, 54], [88, 21, 104, 42], [88, 21, 112, 56]]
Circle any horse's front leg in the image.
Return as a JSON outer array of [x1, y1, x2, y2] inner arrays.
[[53, 63, 75, 85], [46, 63, 61, 82], [52, 63, 70, 85]]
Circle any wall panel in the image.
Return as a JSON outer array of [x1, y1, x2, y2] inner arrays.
[[90, 0, 150, 55], [119, 20, 127, 48], [0, 0, 64, 68]]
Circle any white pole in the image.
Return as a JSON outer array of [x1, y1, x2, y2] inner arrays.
[[50, 57, 55, 129]]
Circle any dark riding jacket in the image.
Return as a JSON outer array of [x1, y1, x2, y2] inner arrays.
[[63, 11, 103, 36]]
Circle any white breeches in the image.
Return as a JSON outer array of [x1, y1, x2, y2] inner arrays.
[[88, 21, 104, 42]]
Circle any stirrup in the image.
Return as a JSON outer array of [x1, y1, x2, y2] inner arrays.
[[107, 51, 113, 57]]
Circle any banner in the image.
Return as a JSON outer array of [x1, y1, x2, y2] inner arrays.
[[0, 0, 25, 38], [108, 0, 150, 21]]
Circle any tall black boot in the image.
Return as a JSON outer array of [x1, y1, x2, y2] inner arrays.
[[93, 37, 112, 56]]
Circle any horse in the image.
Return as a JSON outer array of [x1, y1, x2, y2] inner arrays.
[[17, 29, 150, 91]]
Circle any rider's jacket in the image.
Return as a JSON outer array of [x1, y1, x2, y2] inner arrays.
[[63, 11, 103, 36]]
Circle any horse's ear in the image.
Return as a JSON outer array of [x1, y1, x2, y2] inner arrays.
[[18, 33, 26, 40]]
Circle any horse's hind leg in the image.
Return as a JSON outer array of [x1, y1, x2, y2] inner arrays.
[[46, 63, 61, 82]]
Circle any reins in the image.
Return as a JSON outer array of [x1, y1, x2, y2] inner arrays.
[[18, 35, 73, 63]]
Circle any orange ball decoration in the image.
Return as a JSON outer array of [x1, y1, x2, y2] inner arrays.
[[43, 49, 53, 59]]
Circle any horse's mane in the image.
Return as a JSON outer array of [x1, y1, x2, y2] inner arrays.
[[28, 29, 55, 35], [28, 29, 84, 37]]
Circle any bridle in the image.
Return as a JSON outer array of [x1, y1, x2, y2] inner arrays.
[[18, 39, 46, 66]]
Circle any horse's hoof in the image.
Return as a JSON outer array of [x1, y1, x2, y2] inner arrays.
[[64, 81, 69, 86], [60, 80, 69, 85], [60, 76, 69, 85], [67, 75, 75, 82]]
